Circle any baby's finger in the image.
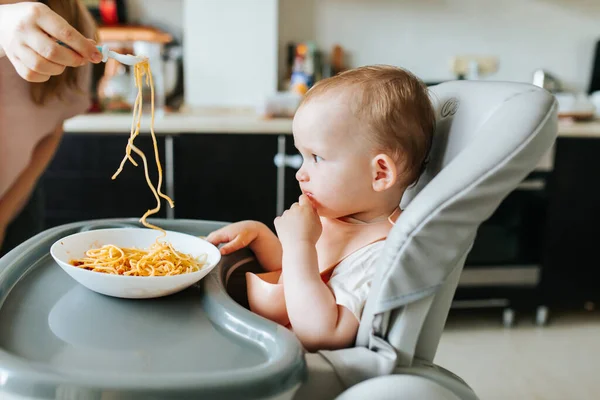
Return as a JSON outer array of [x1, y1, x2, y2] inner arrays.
[[205, 230, 232, 245], [298, 194, 311, 207], [219, 235, 246, 255], [273, 217, 282, 233]]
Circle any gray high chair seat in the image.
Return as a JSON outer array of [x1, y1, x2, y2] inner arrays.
[[266, 80, 557, 399], [0, 80, 557, 400]]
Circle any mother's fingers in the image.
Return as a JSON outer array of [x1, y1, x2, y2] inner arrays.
[[16, 44, 65, 76], [26, 30, 83, 67], [36, 4, 101, 62], [7, 53, 49, 82]]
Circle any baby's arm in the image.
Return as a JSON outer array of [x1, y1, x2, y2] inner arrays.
[[282, 242, 359, 352], [207, 221, 282, 271], [249, 223, 282, 271]]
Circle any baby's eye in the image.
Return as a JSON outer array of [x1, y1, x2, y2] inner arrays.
[[312, 154, 323, 163]]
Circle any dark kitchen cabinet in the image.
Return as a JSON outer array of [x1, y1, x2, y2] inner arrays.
[[41, 133, 167, 228], [42, 133, 291, 230], [172, 134, 281, 229], [541, 137, 600, 308]]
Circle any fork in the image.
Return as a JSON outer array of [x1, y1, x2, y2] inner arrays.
[[57, 41, 147, 66]]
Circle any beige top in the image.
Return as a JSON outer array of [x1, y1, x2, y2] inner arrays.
[[0, 58, 91, 199], [326, 240, 385, 322]]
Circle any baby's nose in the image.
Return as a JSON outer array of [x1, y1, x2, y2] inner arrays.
[[296, 168, 308, 182]]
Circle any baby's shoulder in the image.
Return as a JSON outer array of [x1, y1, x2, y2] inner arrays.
[[333, 241, 386, 274]]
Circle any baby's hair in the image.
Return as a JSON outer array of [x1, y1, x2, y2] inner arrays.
[[301, 65, 435, 187]]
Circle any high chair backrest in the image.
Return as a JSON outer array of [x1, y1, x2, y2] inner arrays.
[[355, 81, 558, 365]]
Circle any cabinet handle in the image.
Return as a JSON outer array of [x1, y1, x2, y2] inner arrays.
[[273, 153, 303, 169]]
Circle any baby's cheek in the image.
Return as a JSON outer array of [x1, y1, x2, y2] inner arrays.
[[326, 182, 353, 204]]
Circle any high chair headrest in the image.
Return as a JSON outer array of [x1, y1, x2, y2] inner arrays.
[[357, 80, 558, 345]]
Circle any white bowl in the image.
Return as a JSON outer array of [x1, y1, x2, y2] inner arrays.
[[50, 228, 221, 299]]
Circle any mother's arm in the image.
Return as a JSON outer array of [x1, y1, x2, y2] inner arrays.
[[0, 124, 63, 247]]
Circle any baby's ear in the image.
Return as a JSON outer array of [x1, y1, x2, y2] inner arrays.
[[371, 154, 398, 192]]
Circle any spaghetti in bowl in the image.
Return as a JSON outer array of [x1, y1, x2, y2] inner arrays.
[[50, 228, 221, 299]]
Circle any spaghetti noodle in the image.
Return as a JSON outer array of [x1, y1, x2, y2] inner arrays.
[[71, 242, 208, 276], [70, 59, 206, 277], [112, 59, 174, 232]]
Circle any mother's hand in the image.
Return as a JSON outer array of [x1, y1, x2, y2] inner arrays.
[[0, 2, 102, 82]]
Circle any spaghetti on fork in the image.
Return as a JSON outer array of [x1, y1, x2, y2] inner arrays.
[[69, 59, 206, 277]]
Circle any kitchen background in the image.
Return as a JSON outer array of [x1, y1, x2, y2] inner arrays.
[[120, 0, 600, 99], [49, 1, 600, 398]]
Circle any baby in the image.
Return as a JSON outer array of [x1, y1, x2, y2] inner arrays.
[[207, 65, 435, 352]]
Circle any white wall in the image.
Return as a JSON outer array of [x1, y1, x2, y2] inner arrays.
[[279, 0, 600, 92], [126, 0, 279, 107], [126, 0, 600, 104], [126, 0, 183, 42], [182, 0, 279, 107]]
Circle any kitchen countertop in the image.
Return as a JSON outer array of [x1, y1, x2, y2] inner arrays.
[[63, 108, 600, 137], [63, 108, 293, 135], [556, 119, 600, 138]]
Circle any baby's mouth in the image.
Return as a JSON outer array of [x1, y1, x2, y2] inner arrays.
[[304, 192, 316, 203], [303, 192, 320, 209]]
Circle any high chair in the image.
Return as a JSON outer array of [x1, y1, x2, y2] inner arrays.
[[0, 80, 557, 400], [225, 80, 558, 399]]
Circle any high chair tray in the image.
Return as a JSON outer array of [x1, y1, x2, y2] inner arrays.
[[0, 219, 305, 400]]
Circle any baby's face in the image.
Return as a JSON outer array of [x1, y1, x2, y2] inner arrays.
[[292, 91, 378, 219]]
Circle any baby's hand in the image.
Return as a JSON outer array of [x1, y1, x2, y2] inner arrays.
[[274, 194, 322, 247], [206, 221, 260, 255]]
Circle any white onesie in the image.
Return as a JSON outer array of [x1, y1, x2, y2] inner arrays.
[[326, 241, 385, 322]]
